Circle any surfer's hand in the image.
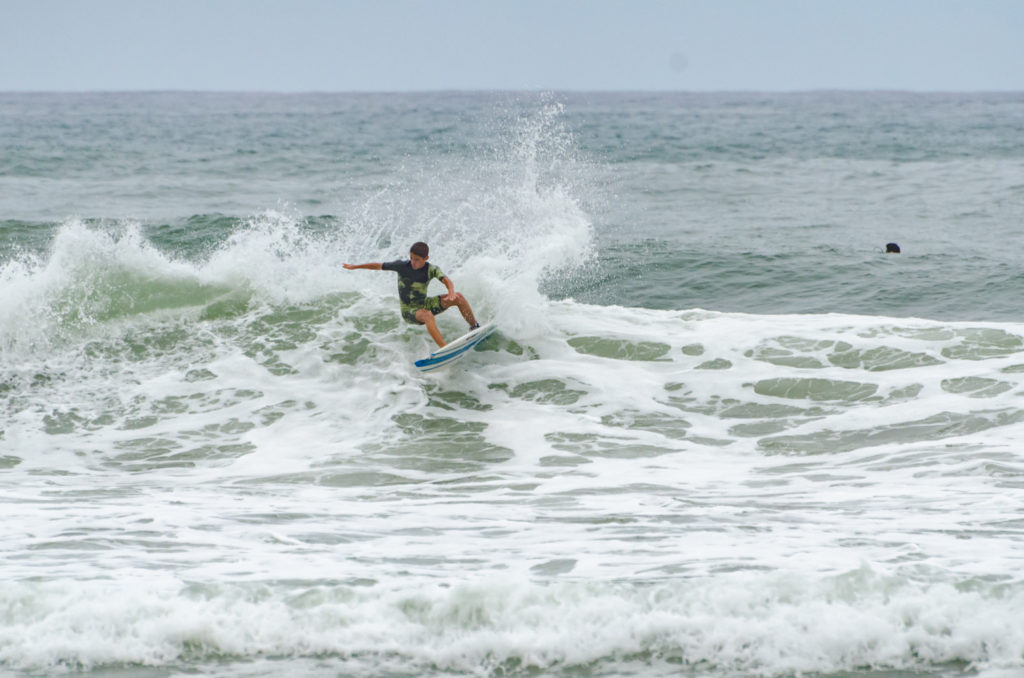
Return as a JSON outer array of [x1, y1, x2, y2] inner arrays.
[[343, 263, 356, 270], [443, 292, 458, 303]]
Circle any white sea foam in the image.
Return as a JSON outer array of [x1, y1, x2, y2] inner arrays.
[[6, 237, 1024, 675], [1, 569, 1022, 675], [4, 288, 1024, 675]]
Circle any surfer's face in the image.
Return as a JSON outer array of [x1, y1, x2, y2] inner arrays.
[[409, 253, 427, 269]]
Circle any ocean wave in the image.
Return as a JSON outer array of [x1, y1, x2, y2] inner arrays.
[[2, 568, 1021, 676]]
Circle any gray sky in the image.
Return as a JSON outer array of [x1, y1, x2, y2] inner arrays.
[[2, 0, 1022, 92]]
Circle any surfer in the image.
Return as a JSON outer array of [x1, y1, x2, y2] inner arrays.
[[343, 242, 479, 348]]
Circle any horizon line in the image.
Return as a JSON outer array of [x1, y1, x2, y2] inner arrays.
[[3, 87, 1023, 96]]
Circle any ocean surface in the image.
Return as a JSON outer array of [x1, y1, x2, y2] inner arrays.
[[2, 91, 1023, 678]]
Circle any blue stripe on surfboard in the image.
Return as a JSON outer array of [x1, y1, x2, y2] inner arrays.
[[414, 324, 495, 371], [414, 334, 487, 369], [415, 341, 478, 369]]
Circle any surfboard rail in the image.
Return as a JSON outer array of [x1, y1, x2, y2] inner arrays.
[[414, 323, 496, 372]]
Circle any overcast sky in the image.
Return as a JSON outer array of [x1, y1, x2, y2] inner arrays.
[[2, 0, 1022, 92]]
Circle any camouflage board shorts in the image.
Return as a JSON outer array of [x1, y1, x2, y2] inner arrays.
[[401, 295, 447, 324]]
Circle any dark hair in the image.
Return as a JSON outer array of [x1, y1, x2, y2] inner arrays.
[[885, 242, 901, 254], [410, 242, 429, 258]]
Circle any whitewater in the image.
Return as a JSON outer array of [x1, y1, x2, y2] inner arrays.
[[1, 92, 1023, 678]]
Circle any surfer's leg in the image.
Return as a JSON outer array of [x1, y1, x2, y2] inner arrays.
[[415, 309, 446, 347], [441, 293, 478, 328]]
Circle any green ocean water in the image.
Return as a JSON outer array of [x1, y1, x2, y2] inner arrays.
[[2, 92, 1024, 678], [3, 92, 1023, 320]]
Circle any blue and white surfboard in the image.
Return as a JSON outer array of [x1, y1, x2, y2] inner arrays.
[[414, 323, 496, 373]]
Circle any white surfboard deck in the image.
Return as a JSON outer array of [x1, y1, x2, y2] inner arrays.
[[414, 323, 496, 373]]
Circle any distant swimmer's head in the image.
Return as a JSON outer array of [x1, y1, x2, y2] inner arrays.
[[885, 242, 901, 254], [410, 241, 429, 269]]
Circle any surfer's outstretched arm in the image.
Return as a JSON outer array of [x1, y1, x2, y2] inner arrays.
[[343, 262, 382, 270]]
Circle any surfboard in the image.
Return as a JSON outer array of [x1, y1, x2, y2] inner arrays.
[[414, 323, 496, 373]]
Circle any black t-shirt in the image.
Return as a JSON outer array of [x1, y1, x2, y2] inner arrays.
[[381, 260, 445, 309]]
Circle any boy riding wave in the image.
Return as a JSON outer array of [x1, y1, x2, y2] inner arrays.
[[343, 241, 479, 348]]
